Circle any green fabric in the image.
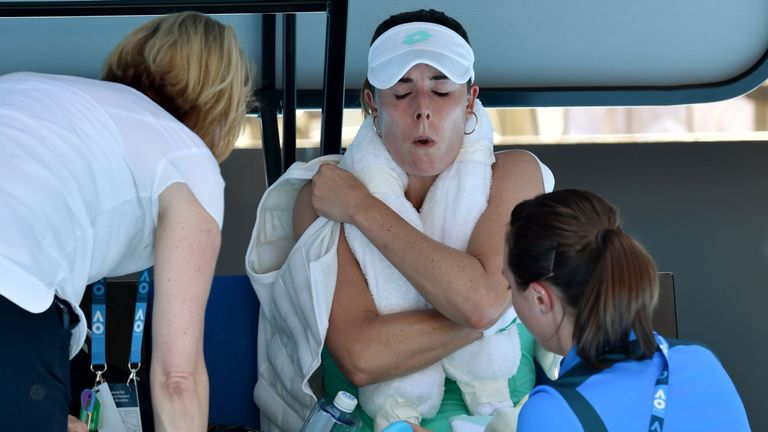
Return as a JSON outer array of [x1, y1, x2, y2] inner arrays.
[[322, 322, 537, 431]]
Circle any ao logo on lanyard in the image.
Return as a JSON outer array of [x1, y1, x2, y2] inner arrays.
[[80, 269, 151, 432], [544, 333, 672, 432], [648, 335, 670, 432]]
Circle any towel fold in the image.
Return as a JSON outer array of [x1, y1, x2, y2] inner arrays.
[[449, 415, 493, 432], [340, 100, 495, 313]]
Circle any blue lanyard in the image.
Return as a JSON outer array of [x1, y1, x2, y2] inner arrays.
[[90, 279, 108, 385], [648, 335, 670, 432], [90, 269, 152, 387], [128, 269, 151, 385]]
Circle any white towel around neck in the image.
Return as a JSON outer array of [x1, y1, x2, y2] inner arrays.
[[340, 100, 495, 313]]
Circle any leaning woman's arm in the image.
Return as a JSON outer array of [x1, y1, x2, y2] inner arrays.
[[151, 183, 220, 432], [311, 151, 545, 329], [295, 184, 481, 386]]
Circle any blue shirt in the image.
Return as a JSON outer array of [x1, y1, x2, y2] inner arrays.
[[518, 337, 750, 431]]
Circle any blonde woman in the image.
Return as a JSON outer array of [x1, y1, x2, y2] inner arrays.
[[0, 12, 252, 432]]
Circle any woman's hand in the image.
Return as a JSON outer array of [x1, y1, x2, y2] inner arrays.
[[310, 164, 371, 224], [67, 415, 88, 432]]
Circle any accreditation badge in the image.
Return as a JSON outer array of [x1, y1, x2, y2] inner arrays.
[[107, 382, 143, 432]]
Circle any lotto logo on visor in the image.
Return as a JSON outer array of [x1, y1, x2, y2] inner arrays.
[[368, 22, 475, 89], [402, 30, 433, 45]]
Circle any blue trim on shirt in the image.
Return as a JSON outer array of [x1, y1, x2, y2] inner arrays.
[[519, 334, 751, 432]]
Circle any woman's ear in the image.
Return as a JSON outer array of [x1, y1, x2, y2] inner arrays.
[[364, 88, 377, 114], [530, 281, 555, 314], [466, 84, 480, 113]]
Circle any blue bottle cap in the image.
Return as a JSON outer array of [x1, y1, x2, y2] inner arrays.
[[381, 420, 414, 432]]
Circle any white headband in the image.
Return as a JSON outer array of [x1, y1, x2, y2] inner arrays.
[[367, 21, 475, 90]]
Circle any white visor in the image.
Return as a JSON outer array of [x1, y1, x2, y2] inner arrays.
[[367, 22, 475, 90]]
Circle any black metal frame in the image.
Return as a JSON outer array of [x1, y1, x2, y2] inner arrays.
[[0, 0, 349, 186], [258, 14, 283, 186], [0, 0, 328, 15], [9, 1, 766, 185]]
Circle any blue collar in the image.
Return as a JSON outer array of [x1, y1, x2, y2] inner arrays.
[[559, 346, 581, 375], [559, 330, 652, 374], [552, 333, 670, 432]]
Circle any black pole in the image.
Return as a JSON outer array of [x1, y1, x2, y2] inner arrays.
[[0, 0, 328, 16], [319, 0, 348, 155], [282, 13, 297, 171], [259, 14, 283, 186]]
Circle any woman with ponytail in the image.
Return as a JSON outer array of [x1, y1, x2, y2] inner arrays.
[[505, 189, 749, 431]]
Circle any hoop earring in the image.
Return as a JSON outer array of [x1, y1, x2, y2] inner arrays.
[[464, 111, 479, 135], [373, 115, 383, 138]]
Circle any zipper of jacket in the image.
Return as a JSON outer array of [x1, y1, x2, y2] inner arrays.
[[296, 158, 341, 401], [303, 247, 326, 402]]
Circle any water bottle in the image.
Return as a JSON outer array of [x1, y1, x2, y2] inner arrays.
[[299, 391, 362, 432]]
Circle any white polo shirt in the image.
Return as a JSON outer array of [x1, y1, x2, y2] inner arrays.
[[0, 72, 224, 357]]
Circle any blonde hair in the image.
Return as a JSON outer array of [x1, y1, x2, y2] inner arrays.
[[103, 11, 254, 162]]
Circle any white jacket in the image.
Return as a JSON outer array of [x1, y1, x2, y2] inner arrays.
[[245, 155, 342, 432], [245, 153, 560, 431]]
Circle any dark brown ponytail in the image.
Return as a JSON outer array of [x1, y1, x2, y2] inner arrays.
[[508, 189, 659, 369]]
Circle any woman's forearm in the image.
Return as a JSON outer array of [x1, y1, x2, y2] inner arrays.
[[337, 153, 545, 329], [326, 229, 482, 386], [349, 196, 508, 329], [328, 308, 481, 387], [308, 163, 527, 329]]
